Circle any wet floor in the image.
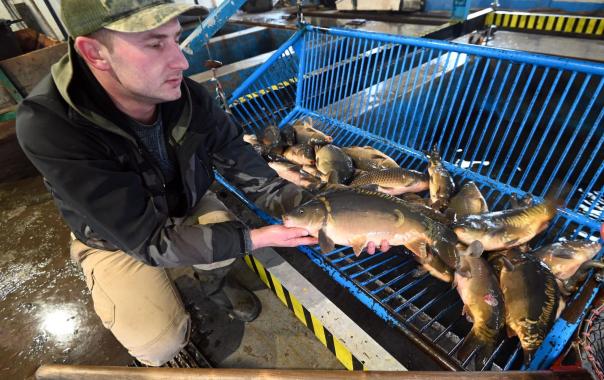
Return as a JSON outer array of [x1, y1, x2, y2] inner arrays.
[[0, 175, 342, 379]]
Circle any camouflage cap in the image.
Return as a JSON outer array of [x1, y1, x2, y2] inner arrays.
[[61, 0, 208, 37]]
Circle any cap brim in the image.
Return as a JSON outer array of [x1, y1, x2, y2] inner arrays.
[[105, 4, 208, 33]]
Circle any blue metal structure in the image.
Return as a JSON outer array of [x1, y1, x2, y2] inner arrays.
[[180, 0, 248, 55], [220, 25, 604, 370], [426, 0, 604, 13]]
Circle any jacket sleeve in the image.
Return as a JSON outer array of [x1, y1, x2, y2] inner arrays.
[[16, 99, 249, 267], [196, 86, 314, 217]]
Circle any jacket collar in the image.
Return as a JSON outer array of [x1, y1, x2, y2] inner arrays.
[[51, 39, 192, 145]]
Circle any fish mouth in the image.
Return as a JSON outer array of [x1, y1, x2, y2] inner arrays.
[[282, 215, 291, 227]]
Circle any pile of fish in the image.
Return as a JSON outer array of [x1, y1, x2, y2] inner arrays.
[[246, 117, 603, 369]]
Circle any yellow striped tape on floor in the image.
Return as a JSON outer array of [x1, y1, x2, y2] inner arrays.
[[243, 254, 365, 371], [485, 11, 604, 36]]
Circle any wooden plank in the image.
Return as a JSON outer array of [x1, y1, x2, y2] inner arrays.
[[0, 43, 67, 107]]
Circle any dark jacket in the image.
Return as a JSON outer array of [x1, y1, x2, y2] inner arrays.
[[16, 44, 306, 267]]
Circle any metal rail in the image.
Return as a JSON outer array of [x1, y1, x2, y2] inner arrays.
[[225, 25, 604, 370]]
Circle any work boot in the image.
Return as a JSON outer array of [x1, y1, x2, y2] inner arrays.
[[193, 265, 261, 322]]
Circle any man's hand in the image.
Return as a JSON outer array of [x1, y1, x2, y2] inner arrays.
[[250, 225, 319, 250], [366, 240, 391, 255]]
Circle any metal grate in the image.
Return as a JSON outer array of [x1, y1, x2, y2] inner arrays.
[[223, 25, 604, 371]]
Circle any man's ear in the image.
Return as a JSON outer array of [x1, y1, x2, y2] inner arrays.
[[74, 36, 111, 71]]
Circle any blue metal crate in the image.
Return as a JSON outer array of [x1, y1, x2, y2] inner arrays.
[[221, 25, 604, 371]]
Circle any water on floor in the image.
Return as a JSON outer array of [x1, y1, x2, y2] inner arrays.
[[0, 176, 342, 379]]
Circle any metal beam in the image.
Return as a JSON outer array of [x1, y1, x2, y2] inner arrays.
[[180, 0, 248, 56]]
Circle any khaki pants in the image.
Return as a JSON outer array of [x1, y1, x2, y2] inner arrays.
[[70, 191, 238, 366]]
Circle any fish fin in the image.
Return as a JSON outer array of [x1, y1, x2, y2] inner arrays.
[[318, 229, 335, 253], [444, 208, 457, 223], [406, 241, 428, 258], [523, 350, 535, 367], [464, 241, 484, 257], [510, 194, 521, 208], [504, 238, 520, 248], [356, 184, 380, 192], [457, 262, 472, 278], [413, 267, 428, 278], [433, 240, 459, 270], [327, 171, 340, 184], [456, 330, 495, 369], [431, 199, 444, 211], [506, 325, 516, 338], [349, 236, 367, 257], [462, 305, 474, 322], [370, 154, 384, 160], [501, 257, 515, 272]]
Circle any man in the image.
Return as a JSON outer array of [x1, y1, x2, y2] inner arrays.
[[16, 0, 319, 366], [17, 0, 390, 367]]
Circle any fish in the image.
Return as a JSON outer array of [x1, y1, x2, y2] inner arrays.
[[532, 240, 602, 280], [455, 242, 505, 369], [426, 146, 455, 210], [280, 124, 296, 146], [292, 119, 333, 145], [302, 164, 320, 177], [243, 134, 259, 146], [414, 248, 454, 283], [452, 200, 557, 251], [283, 144, 316, 166], [261, 123, 282, 147], [341, 146, 399, 171], [268, 161, 322, 190], [490, 248, 560, 366], [350, 168, 429, 195], [282, 188, 460, 269], [447, 181, 489, 217], [315, 144, 355, 184]]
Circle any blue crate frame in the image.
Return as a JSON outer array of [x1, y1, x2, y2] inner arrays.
[[222, 25, 604, 371]]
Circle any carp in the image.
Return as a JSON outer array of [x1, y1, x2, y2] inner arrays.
[[452, 201, 557, 251], [315, 145, 355, 184], [282, 188, 460, 269], [292, 119, 333, 145], [268, 161, 322, 190], [490, 248, 560, 366], [447, 182, 489, 217], [350, 168, 429, 195], [426, 146, 455, 210], [261, 123, 282, 147], [280, 124, 296, 146], [455, 242, 505, 369], [532, 240, 602, 280], [283, 144, 316, 166], [341, 146, 399, 171]]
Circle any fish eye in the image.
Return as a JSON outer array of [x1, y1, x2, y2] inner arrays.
[[298, 209, 304, 214]]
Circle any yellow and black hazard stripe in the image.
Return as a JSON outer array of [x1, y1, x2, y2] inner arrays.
[[485, 11, 604, 37], [231, 78, 298, 106], [243, 254, 365, 371]]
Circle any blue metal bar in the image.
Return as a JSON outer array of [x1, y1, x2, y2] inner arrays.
[[229, 30, 305, 102], [349, 255, 397, 279], [180, 0, 248, 55], [359, 259, 411, 286], [339, 252, 387, 271], [408, 48, 435, 149], [419, 49, 450, 150], [316, 26, 604, 76]]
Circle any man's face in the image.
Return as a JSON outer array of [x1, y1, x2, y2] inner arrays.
[[100, 18, 189, 105]]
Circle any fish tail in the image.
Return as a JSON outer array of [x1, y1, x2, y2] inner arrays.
[[457, 331, 496, 369], [523, 349, 535, 367]]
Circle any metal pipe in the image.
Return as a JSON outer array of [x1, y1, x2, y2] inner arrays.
[[35, 365, 592, 380]]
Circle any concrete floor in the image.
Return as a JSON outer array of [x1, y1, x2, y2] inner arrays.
[[0, 175, 342, 379]]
